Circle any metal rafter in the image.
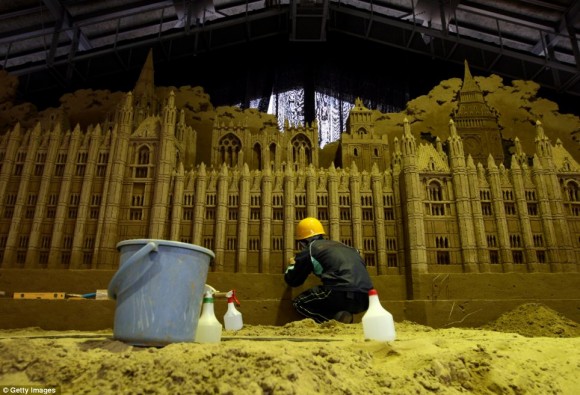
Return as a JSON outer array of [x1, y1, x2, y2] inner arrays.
[[42, 0, 92, 51], [0, 0, 578, 96]]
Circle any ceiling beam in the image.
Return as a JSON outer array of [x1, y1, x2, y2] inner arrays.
[[1, 0, 579, 97], [42, 0, 92, 51], [330, 4, 580, 95], [530, 0, 580, 56]]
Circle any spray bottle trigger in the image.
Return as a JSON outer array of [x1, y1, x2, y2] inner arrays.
[[226, 289, 241, 306]]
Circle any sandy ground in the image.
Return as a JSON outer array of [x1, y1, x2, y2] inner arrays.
[[0, 303, 579, 395]]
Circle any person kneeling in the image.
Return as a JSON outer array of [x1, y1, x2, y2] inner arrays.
[[284, 217, 373, 324]]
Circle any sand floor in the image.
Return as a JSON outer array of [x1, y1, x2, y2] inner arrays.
[[0, 303, 579, 395]]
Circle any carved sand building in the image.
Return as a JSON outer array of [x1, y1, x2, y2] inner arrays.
[[0, 58, 579, 277]]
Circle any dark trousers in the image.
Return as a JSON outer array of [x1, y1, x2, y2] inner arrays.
[[292, 285, 369, 323]]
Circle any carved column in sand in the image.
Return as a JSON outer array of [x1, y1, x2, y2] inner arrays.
[[149, 91, 177, 239], [213, 165, 229, 271], [486, 156, 513, 272], [400, 119, 428, 277], [170, 162, 184, 241], [260, 167, 273, 273], [70, 125, 101, 268], [327, 163, 340, 241], [535, 121, 575, 269], [283, 165, 295, 272], [26, 124, 61, 267], [531, 157, 560, 271], [392, 138, 406, 275], [192, 163, 207, 247], [448, 120, 478, 272], [236, 164, 251, 272], [48, 125, 81, 268], [349, 162, 363, 252], [0, 124, 22, 265], [510, 156, 538, 270], [371, 163, 387, 274], [306, 164, 317, 219], [4, 124, 41, 267], [0, 124, 23, 222], [469, 160, 491, 271], [98, 93, 132, 268]]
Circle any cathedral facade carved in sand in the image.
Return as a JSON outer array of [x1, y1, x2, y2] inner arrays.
[[0, 54, 578, 275]]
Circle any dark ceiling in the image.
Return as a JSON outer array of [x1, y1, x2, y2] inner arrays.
[[1, 0, 579, 110]]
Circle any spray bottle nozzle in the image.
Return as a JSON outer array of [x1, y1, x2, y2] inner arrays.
[[226, 289, 240, 306], [203, 284, 219, 299]]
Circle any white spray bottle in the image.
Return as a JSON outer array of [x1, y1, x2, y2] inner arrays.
[[362, 288, 397, 341], [223, 289, 243, 331], [195, 284, 222, 343]]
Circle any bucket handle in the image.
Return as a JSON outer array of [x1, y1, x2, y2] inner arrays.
[[108, 241, 159, 300]]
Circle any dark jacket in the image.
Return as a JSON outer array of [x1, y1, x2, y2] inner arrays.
[[284, 239, 373, 292]]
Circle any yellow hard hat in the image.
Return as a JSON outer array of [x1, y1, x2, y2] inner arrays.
[[296, 217, 326, 241]]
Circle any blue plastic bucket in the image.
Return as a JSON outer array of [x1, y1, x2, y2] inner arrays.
[[108, 239, 215, 346]]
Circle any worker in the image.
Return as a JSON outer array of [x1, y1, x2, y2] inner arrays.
[[284, 217, 373, 324]]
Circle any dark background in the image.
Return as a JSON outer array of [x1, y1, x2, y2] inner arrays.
[[13, 33, 580, 119]]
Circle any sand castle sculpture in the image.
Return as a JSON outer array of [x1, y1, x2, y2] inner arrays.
[[0, 52, 578, 276]]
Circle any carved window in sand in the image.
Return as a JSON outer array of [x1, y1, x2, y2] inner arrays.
[[0, 236, 5, 262], [130, 183, 145, 221], [55, 153, 67, 177], [252, 143, 262, 170], [525, 190, 538, 216], [97, 152, 109, 177], [228, 194, 239, 221], [14, 152, 24, 176], [135, 146, 151, 178], [533, 234, 546, 264], [17, 236, 29, 265], [361, 194, 374, 221], [291, 134, 313, 167], [363, 238, 376, 267], [4, 194, 16, 219], [272, 193, 284, 221], [317, 194, 328, 221], [250, 194, 261, 220], [339, 194, 351, 221], [76, 152, 88, 177], [566, 181, 579, 202], [295, 193, 306, 220], [565, 181, 580, 216], [383, 194, 395, 221], [426, 180, 448, 216], [480, 189, 492, 216], [90, 194, 101, 219], [387, 238, 397, 267], [487, 234, 500, 264], [435, 236, 450, 265], [218, 133, 242, 168], [503, 189, 516, 216], [35, 152, 46, 176], [25, 194, 37, 219], [205, 193, 216, 220], [509, 234, 524, 264]]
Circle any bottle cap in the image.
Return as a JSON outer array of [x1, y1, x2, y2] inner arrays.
[[369, 289, 378, 296]]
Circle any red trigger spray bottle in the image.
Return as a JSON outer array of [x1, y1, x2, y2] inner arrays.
[[223, 289, 243, 331]]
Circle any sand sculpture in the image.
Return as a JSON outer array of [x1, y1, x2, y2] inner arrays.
[[0, 51, 578, 277]]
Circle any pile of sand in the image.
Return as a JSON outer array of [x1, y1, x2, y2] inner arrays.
[[0, 303, 578, 394], [482, 303, 580, 338]]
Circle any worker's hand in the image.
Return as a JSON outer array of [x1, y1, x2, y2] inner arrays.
[[285, 257, 296, 274]]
